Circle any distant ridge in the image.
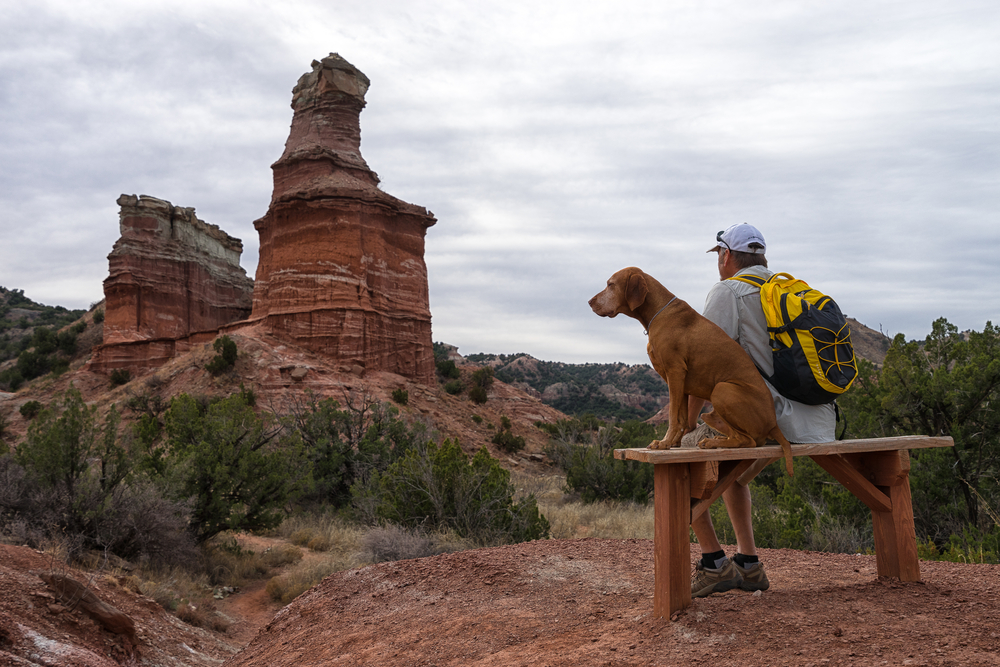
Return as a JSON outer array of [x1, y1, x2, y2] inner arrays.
[[462, 319, 891, 421]]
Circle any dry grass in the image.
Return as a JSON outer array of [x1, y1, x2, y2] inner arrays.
[[276, 514, 368, 556], [265, 514, 373, 604], [512, 473, 654, 540], [266, 558, 349, 604]]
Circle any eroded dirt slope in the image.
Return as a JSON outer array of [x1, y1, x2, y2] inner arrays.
[[0, 544, 243, 666], [225, 538, 1000, 667]]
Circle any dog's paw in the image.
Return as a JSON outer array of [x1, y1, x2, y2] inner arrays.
[[697, 436, 725, 449], [647, 439, 670, 450]]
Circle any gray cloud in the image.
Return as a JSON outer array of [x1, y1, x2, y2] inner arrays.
[[1, 0, 998, 365]]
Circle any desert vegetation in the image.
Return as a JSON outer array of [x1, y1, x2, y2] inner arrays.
[[0, 314, 996, 634], [0, 370, 553, 627]]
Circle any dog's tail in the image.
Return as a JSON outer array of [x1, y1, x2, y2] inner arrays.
[[769, 427, 794, 476]]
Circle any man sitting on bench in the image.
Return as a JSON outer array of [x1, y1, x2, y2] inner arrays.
[[685, 223, 836, 597]]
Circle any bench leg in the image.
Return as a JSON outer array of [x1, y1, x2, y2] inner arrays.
[[814, 450, 921, 582], [871, 453, 921, 581], [653, 463, 691, 618]]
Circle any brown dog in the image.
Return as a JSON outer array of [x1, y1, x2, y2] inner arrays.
[[589, 267, 793, 475]]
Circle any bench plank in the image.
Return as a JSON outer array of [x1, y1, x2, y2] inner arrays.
[[614, 435, 953, 464]]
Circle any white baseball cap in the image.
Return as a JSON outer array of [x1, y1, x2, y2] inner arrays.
[[707, 223, 767, 254]]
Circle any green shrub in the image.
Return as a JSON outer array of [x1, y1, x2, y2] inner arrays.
[[5, 387, 196, 565], [436, 359, 460, 380], [19, 400, 43, 419], [353, 440, 549, 545], [444, 380, 463, 395], [289, 395, 425, 509], [205, 335, 238, 375], [163, 391, 310, 542], [545, 419, 660, 504], [391, 388, 408, 405], [491, 416, 525, 454], [469, 367, 494, 405], [109, 368, 131, 387], [0, 369, 24, 391], [492, 429, 526, 454]]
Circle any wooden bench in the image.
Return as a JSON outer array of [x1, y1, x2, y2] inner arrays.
[[614, 435, 955, 619]]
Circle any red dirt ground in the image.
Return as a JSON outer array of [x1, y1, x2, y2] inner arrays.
[[3, 538, 999, 666], [224, 539, 1000, 667]]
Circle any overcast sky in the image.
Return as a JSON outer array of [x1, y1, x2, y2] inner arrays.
[[2, 0, 997, 365]]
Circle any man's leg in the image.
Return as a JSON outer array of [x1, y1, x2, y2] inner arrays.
[[723, 482, 756, 556], [722, 482, 770, 591], [690, 482, 768, 596], [690, 496, 741, 597]]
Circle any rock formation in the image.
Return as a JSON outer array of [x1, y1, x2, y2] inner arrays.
[[90, 194, 253, 374], [89, 54, 436, 384], [249, 53, 437, 384]]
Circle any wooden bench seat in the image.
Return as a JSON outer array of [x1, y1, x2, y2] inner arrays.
[[614, 435, 955, 619]]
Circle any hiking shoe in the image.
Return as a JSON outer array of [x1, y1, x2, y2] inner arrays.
[[735, 561, 770, 592], [680, 423, 722, 448], [691, 558, 743, 598]]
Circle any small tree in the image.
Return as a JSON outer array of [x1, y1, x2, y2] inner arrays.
[[491, 415, 525, 454], [470, 367, 494, 405], [436, 359, 461, 380], [391, 388, 408, 405], [164, 392, 310, 542], [13, 387, 135, 554], [205, 335, 238, 375], [109, 368, 131, 387], [19, 400, 43, 419], [290, 393, 426, 508], [545, 418, 657, 504], [839, 318, 1000, 538]]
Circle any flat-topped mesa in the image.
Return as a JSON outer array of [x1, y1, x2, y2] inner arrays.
[[250, 54, 438, 384], [90, 194, 254, 373]]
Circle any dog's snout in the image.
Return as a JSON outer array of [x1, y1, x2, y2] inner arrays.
[[589, 284, 617, 317]]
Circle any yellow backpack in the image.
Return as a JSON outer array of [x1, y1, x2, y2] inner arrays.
[[729, 272, 857, 405]]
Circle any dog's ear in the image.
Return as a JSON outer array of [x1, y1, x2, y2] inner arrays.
[[625, 273, 648, 312]]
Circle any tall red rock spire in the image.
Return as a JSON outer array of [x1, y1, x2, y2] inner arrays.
[[250, 54, 437, 384]]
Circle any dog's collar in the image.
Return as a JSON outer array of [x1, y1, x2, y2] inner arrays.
[[643, 296, 677, 336]]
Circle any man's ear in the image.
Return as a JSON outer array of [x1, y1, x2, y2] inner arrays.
[[625, 273, 648, 312]]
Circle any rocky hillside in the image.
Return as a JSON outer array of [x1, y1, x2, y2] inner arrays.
[[0, 288, 98, 391], [466, 351, 667, 421], [0, 288, 89, 363]]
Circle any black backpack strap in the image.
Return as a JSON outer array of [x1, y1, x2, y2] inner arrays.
[[835, 401, 846, 440], [727, 274, 766, 288]]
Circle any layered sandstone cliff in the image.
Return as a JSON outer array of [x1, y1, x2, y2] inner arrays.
[[90, 194, 254, 373], [250, 53, 437, 384]]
